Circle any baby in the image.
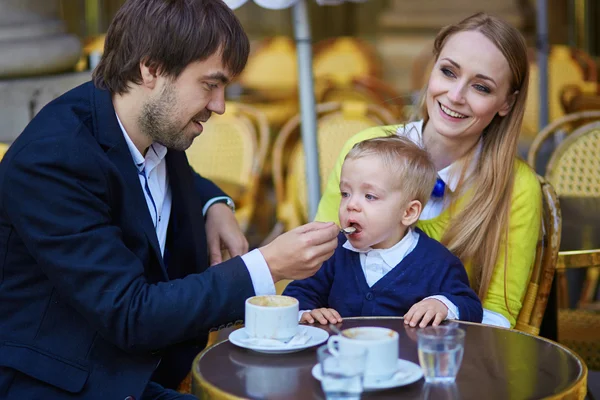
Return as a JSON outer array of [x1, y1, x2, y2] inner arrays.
[[283, 135, 483, 327]]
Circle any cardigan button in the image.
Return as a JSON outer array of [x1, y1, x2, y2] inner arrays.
[[365, 292, 374, 300]]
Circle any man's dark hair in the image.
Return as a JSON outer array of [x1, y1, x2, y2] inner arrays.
[[93, 0, 250, 94]]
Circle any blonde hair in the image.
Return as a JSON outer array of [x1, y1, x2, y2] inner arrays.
[[345, 135, 438, 209], [414, 13, 530, 302]]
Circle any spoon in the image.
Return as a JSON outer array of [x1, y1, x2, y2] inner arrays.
[[329, 324, 347, 337], [340, 226, 356, 235]]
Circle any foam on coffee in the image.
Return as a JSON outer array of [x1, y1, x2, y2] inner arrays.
[[343, 328, 397, 340], [247, 295, 297, 307]]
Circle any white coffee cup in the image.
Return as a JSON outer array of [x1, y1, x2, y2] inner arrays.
[[244, 295, 299, 341], [327, 327, 399, 380]]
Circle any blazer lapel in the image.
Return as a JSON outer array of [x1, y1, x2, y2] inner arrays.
[[91, 84, 167, 280], [165, 151, 208, 279]]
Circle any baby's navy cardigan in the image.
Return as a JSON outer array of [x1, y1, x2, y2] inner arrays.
[[283, 229, 483, 322]]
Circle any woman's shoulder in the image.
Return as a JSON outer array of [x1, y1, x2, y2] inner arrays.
[[347, 124, 403, 143], [512, 159, 541, 198]]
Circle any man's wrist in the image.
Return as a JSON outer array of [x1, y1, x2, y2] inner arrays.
[[203, 196, 235, 216]]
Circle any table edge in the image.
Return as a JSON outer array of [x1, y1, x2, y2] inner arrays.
[[191, 317, 588, 400]]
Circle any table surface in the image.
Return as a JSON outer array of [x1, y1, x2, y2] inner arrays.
[[192, 318, 587, 400]]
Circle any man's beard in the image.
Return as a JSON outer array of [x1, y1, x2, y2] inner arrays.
[[138, 83, 207, 151]]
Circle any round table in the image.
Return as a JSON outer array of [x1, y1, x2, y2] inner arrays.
[[191, 318, 587, 400]]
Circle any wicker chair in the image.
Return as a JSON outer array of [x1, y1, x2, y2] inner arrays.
[[312, 36, 382, 86], [185, 102, 269, 234], [533, 120, 600, 372], [236, 36, 300, 129], [556, 249, 600, 370], [514, 176, 562, 335], [527, 110, 600, 175], [319, 76, 406, 120], [523, 45, 598, 142]]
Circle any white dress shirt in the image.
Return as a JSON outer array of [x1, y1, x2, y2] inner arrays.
[[117, 114, 275, 296], [396, 121, 509, 328], [299, 229, 460, 320]]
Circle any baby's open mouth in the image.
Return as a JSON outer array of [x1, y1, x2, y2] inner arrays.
[[343, 222, 362, 235]]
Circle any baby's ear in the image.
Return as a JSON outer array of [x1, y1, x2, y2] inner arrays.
[[402, 200, 422, 226]]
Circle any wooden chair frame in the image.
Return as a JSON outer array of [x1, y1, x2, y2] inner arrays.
[[515, 176, 562, 335], [527, 110, 600, 169]]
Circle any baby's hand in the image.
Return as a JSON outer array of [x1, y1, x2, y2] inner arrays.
[[300, 308, 343, 325], [404, 298, 448, 328]]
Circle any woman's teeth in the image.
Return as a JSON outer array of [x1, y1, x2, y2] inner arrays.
[[440, 103, 467, 119]]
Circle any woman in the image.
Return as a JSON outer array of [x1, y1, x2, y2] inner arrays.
[[315, 12, 541, 328]]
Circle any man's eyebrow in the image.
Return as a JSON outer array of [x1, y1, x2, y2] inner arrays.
[[441, 57, 497, 85], [202, 72, 230, 84]]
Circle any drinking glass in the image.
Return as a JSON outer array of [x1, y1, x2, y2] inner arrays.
[[317, 344, 367, 400], [417, 326, 465, 383]]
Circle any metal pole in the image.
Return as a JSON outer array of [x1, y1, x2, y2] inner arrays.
[[292, 0, 321, 220], [537, 0, 549, 130]]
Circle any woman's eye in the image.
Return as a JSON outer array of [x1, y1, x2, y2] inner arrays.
[[441, 67, 455, 78], [473, 84, 490, 93]]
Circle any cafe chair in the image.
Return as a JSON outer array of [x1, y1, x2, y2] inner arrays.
[[238, 36, 297, 100], [533, 119, 600, 374], [523, 45, 598, 142], [235, 36, 300, 129], [186, 102, 269, 233], [318, 75, 407, 120], [561, 85, 600, 115], [313, 36, 382, 87], [269, 101, 396, 233], [543, 119, 600, 308], [527, 110, 600, 176], [514, 176, 562, 336], [556, 249, 600, 371]]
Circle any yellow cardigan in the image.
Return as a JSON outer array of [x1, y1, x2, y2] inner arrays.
[[315, 125, 542, 327]]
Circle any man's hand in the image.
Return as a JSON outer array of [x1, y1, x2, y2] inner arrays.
[[404, 298, 449, 328], [300, 308, 343, 325], [205, 203, 248, 266], [259, 221, 338, 282]]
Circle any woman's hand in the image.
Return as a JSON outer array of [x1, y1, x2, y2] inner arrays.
[[300, 308, 343, 325], [404, 298, 448, 328]]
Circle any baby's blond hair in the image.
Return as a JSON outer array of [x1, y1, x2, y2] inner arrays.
[[344, 134, 437, 207]]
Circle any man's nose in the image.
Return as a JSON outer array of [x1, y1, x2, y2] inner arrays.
[[208, 88, 226, 115]]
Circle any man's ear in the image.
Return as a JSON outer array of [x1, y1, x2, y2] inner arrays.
[[498, 90, 519, 117], [402, 200, 422, 227], [139, 59, 160, 89]]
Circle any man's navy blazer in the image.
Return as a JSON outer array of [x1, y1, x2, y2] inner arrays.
[[0, 82, 256, 399]]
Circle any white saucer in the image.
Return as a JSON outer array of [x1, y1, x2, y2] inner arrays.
[[311, 359, 423, 391], [229, 326, 329, 354]]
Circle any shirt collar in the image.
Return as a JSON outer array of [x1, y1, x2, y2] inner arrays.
[[115, 113, 168, 172], [342, 228, 419, 267], [399, 120, 482, 193]]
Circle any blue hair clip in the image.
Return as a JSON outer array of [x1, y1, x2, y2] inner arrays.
[[431, 177, 445, 198]]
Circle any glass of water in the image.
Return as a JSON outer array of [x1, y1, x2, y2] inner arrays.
[[417, 326, 465, 383], [317, 344, 368, 400]]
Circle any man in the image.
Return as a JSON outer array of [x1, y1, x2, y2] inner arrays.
[[0, 1, 338, 399]]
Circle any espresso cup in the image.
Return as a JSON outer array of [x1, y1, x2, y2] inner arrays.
[[327, 327, 399, 380], [244, 295, 299, 341]]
